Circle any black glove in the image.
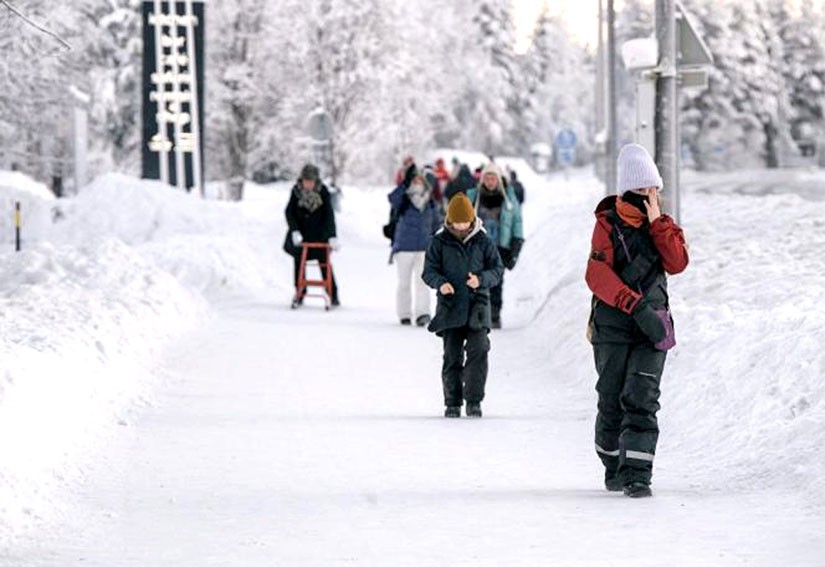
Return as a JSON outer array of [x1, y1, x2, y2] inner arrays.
[[402, 163, 418, 187], [510, 237, 524, 257], [632, 299, 667, 343], [505, 238, 524, 270]]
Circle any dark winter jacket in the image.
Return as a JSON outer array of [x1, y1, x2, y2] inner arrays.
[[388, 184, 441, 253], [466, 184, 524, 250], [444, 165, 476, 201], [422, 220, 504, 335], [585, 196, 689, 344], [285, 181, 337, 247]]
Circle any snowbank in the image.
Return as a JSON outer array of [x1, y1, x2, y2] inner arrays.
[[49, 174, 294, 296], [665, 187, 825, 497], [0, 239, 203, 540], [0, 172, 295, 541]]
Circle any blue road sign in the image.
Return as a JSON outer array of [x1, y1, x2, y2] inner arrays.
[[555, 129, 577, 149]]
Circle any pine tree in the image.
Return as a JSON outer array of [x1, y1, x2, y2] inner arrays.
[[445, 0, 518, 156], [682, 0, 795, 169]]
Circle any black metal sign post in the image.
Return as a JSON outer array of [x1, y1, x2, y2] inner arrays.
[[142, 0, 205, 194]]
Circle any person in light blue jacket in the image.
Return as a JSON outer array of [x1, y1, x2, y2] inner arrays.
[[466, 163, 524, 328], [388, 165, 442, 326]]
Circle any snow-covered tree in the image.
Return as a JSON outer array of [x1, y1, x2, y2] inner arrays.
[[463, 0, 518, 155], [289, 0, 390, 183], [522, 7, 596, 164], [0, 1, 77, 191], [75, 0, 143, 175], [682, 0, 797, 169], [206, 0, 273, 200], [779, 0, 825, 152]]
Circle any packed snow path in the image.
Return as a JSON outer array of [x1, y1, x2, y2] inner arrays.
[[4, 168, 825, 565], [7, 242, 824, 566]]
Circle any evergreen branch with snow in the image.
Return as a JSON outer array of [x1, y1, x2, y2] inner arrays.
[[0, 0, 72, 51]]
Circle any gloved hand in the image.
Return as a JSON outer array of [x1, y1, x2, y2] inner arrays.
[[402, 163, 418, 187], [505, 237, 523, 270], [329, 237, 340, 251], [632, 299, 667, 343], [291, 231, 303, 246]]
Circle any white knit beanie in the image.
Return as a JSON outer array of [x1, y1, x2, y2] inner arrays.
[[617, 144, 663, 194], [481, 162, 503, 183]]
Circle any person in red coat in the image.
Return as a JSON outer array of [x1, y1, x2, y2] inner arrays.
[[433, 158, 450, 206], [585, 144, 689, 498]]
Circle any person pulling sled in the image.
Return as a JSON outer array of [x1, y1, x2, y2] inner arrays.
[[283, 163, 340, 308]]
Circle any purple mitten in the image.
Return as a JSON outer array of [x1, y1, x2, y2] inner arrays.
[[654, 309, 676, 351]]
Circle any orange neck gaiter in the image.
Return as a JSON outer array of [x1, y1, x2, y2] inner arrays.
[[616, 197, 647, 228]]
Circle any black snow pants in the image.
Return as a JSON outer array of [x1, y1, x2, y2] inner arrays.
[[593, 341, 666, 486], [441, 326, 490, 407], [293, 247, 338, 302]]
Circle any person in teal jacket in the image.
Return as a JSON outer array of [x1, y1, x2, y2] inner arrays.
[[466, 163, 524, 328]]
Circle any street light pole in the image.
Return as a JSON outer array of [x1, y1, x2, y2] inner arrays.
[[655, 0, 680, 222], [606, 0, 618, 195]]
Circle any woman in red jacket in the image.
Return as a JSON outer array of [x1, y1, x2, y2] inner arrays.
[[585, 144, 689, 498]]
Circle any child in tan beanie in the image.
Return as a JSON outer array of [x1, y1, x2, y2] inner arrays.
[[421, 194, 504, 418]]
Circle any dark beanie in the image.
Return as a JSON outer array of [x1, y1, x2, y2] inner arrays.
[[446, 193, 475, 224], [300, 163, 320, 181]]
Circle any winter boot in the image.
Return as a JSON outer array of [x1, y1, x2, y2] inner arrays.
[[491, 317, 502, 330], [605, 477, 623, 492], [444, 406, 461, 418], [400, 318, 412, 326], [623, 482, 652, 498], [415, 314, 431, 327], [466, 402, 482, 418]]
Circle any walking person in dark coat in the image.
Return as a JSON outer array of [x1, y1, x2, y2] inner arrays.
[[508, 168, 525, 205], [585, 144, 689, 497], [388, 166, 442, 326], [284, 163, 340, 307], [443, 163, 476, 202], [422, 193, 504, 418], [467, 163, 524, 329]]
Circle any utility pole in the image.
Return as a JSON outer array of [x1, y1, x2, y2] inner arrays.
[[595, 0, 605, 183], [606, 0, 618, 195], [655, 0, 679, 222]]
